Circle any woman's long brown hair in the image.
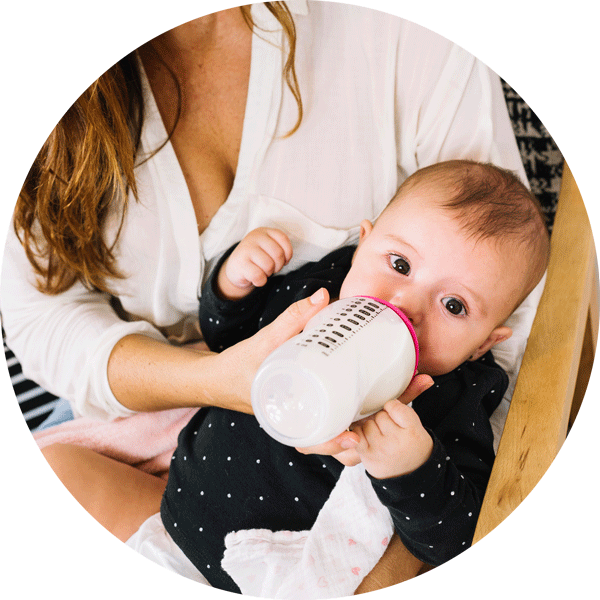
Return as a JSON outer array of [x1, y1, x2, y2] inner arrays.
[[14, 2, 301, 295]]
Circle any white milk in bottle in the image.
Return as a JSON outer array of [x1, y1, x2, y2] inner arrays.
[[251, 296, 419, 447]]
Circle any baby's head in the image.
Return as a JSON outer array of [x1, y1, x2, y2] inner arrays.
[[339, 160, 550, 376]]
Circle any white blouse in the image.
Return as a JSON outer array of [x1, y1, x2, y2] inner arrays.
[[0, 1, 529, 420]]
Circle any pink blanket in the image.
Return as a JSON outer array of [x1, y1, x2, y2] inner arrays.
[[34, 408, 198, 479]]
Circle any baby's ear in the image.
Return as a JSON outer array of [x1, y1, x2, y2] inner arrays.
[[358, 220, 373, 243], [468, 326, 512, 361]]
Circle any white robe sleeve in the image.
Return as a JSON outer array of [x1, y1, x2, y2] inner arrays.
[[0, 227, 166, 420]]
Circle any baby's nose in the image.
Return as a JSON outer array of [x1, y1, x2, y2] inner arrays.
[[402, 310, 419, 328], [393, 296, 423, 327]]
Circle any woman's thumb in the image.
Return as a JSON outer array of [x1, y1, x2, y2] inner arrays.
[[261, 287, 329, 348], [397, 374, 434, 405]]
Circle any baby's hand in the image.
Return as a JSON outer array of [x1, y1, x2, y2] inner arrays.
[[295, 375, 434, 472], [351, 400, 434, 480], [217, 228, 293, 300]]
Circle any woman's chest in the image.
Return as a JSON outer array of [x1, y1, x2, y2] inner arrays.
[[171, 73, 250, 233], [141, 35, 252, 234]]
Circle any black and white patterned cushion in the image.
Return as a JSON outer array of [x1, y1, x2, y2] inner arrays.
[[502, 80, 563, 231]]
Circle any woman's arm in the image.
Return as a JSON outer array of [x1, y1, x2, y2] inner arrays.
[[2, 206, 330, 417], [1, 226, 166, 420], [107, 288, 330, 413]]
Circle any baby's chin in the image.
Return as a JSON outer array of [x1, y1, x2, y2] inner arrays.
[[416, 357, 467, 378]]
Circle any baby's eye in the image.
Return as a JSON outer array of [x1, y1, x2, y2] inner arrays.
[[389, 254, 410, 275], [442, 297, 466, 316]]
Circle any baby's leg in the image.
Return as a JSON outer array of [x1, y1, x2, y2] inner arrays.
[[41, 443, 166, 542]]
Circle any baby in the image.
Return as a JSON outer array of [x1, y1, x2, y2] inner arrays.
[[161, 160, 549, 592]]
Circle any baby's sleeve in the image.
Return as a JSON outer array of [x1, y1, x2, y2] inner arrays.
[[367, 355, 508, 565], [199, 245, 276, 352]]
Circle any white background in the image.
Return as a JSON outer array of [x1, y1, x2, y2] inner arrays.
[[1, 1, 598, 598]]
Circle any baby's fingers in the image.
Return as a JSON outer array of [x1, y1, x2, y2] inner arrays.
[[252, 229, 293, 274], [383, 399, 422, 429], [248, 248, 279, 282], [250, 243, 285, 277], [264, 229, 293, 265], [243, 259, 271, 287]]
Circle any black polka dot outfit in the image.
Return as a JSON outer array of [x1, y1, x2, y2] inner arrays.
[[161, 245, 508, 593]]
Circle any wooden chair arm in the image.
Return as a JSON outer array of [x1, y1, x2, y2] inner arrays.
[[474, 163, 598, 541]]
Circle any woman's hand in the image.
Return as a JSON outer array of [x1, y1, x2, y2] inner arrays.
[[215, 287, 330, 413], [295, 373, 434, 466]]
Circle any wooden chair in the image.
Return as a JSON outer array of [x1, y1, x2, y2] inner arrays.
[[356, 162, 598, 593]]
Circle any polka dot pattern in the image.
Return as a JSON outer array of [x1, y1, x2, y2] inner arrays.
[[163, 244, 510, 590]]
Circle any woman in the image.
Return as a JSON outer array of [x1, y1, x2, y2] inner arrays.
[[2, 1, 529, 590]]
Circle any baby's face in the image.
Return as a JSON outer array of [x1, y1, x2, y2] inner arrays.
[[339, 190, 528, 376]]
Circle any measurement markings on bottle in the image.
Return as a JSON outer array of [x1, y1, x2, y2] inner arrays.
[[295, 298, 385, 355]]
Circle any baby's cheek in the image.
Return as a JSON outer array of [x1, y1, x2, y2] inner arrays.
[[418, 346, 463, 377], [338, 278, 354, 300]]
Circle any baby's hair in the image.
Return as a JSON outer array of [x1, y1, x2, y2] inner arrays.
[[391, 160, 550, 305]]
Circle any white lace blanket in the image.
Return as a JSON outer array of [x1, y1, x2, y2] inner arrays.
[[222, 464, 393, 598]]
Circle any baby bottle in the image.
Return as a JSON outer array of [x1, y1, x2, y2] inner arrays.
[[251, 296, 419, 447]]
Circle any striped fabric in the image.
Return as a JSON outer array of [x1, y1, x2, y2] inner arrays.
[[4, 333, 60, 430]]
